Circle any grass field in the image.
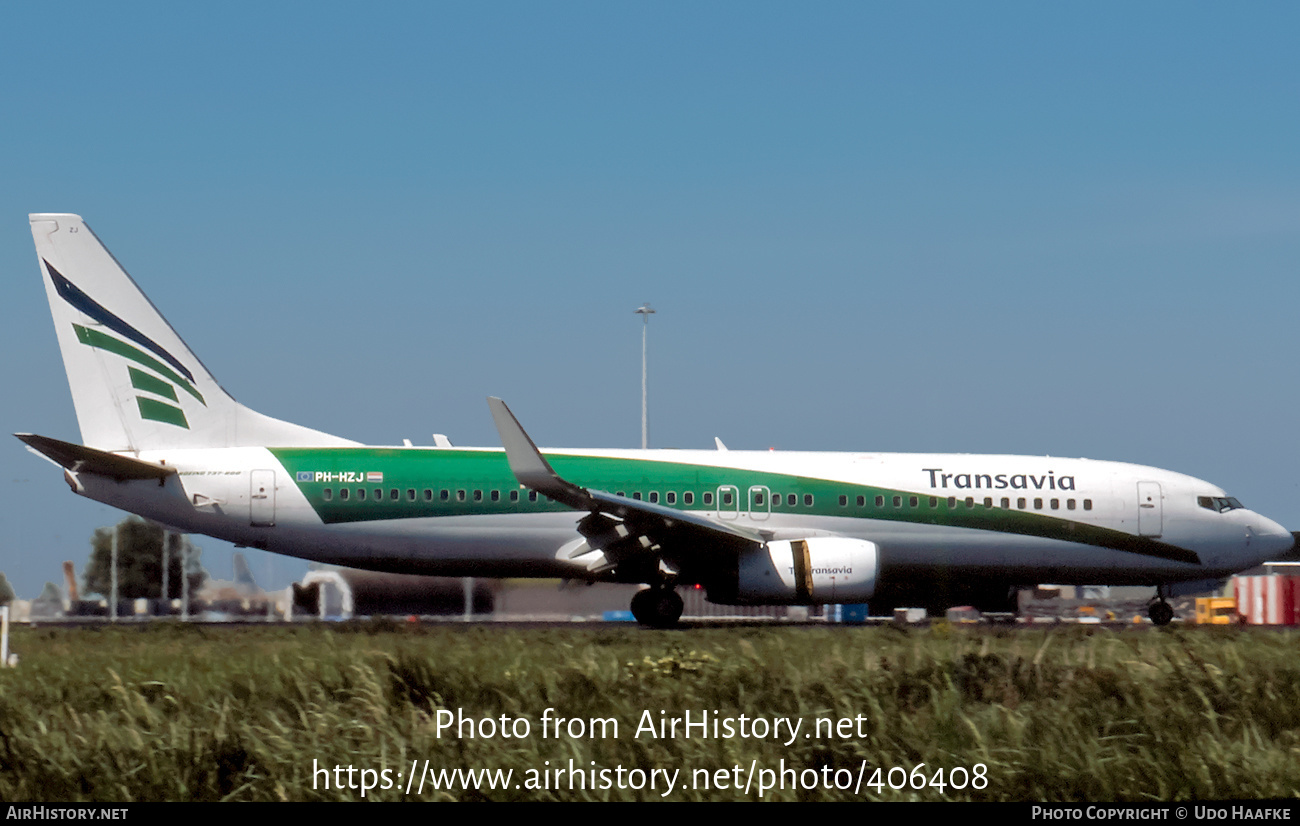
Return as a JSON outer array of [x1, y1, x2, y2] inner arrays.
[[1, 621, 1297, 801]]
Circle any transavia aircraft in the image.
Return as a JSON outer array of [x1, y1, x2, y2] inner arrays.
[[19, 214, 1297, 627]]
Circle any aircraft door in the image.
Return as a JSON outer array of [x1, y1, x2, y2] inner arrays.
[[251, 469, 276, 527], [748, 485, 771, 521], [717, 485, 739, 521], [1138, 481, 1162, 537]]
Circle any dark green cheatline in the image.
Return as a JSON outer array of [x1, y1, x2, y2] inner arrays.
[[270, 448, 1199, 564]]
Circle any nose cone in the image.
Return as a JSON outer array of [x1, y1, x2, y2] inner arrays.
[[1254, 514, 1296, 558]]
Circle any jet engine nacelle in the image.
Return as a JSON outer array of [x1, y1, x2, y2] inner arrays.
[[725, 537, 879, 605]]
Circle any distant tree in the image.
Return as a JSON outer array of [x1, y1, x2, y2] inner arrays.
[[0, 573, 13, 606], [33, 582, 62, 607], [84, 516, 206, 599]]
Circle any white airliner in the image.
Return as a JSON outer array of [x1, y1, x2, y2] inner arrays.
[[19, 213, 1296, 626]]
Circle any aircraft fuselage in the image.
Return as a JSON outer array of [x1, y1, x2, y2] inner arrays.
[[66, 444, 1293, 604]]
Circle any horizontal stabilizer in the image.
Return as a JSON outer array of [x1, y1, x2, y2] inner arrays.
[[14, 433, 175, 481]]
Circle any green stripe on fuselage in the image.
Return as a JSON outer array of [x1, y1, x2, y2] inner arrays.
[[269, 448, 1197, 563]]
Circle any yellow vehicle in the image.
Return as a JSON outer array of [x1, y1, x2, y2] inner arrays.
[[1195, 597, 1240, 625]]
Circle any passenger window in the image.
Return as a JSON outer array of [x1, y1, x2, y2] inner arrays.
[[875, 495, 884, 507], [390, 489, 398, 501], [857, 495, 866, 507], [788, 494, 797, 506], [457, 490, 466, 502], [838, 495, 847, 506], [804, 494, 814, 506], [892, 496, 901, 507], [358, 489, 366, 501], [965, 497, 974, 508], [407, 489, 415, 501], [1034, 498, 1043, 510], [528, 491, 538, 502], [983, 497, 993, 508], [633, 492, 642, 500], [649, 491, 659, 503], [1051, 498, 1059, 510], [423, 489, 433, 501], [1084, 499, 1092, 511], [909, 496, 918, 507], [947, 497, 956, 508], [440, 489, 449, 501], [1017, 497, 1026, 509], [375, 488, 384, 500], [492, 490, 500, 502], [324, 488, 333, 501], [929, 497, 938, 508], [1067, 499, 1075, 510], [667, 492, 676, 504], [340, 488, 349, 501], [510, 490, 519, 502], [1000, 497, 1009, 509], [473, 490, 483, 502], [723, 491, 733, 505], [704, 492, 714, 506], [684, 492, 694, 505]]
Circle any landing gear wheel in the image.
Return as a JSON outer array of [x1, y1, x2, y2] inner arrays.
[[630, 587, 683, 628], [1149, 600, 1175, 626]]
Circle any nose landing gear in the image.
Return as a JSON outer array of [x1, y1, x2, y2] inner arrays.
[[1148, 586, 1175, 626], [1148, 600, 1174, 626]]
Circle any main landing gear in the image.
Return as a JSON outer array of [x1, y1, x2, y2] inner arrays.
[[630, 586, 684, 629]]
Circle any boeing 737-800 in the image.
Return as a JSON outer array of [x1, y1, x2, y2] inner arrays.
[[18, 214, 1295, 626]]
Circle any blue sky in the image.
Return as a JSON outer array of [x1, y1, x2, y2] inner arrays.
[[2, 2, 1298, 597]]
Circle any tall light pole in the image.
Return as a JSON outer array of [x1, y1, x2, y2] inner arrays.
[[110, 524, 119, 623], [635, 303, 655, 449]]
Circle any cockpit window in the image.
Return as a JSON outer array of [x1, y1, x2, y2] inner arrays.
[[1198, 496, 1244, 513]]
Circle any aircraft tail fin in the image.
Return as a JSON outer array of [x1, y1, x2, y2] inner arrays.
[[29, 214, 357, 451]]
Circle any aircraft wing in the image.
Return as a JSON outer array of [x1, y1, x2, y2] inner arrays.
[[488, 398, 764, 573]]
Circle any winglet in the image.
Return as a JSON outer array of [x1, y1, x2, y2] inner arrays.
[[487, 398, 589, 509]]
